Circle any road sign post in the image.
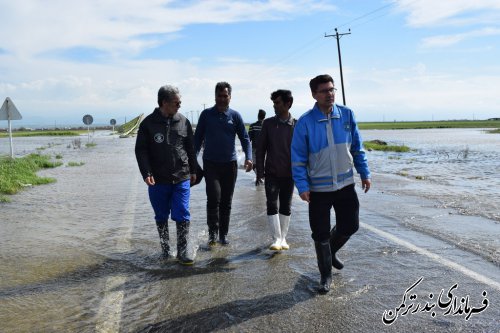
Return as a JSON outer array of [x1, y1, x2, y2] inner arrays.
[[0, 97, 23, 158], [110, 118, 116, 133], [83, 114, 93, 143]]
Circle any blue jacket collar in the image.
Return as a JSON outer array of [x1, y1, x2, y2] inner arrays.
[[312, 103, 340, 122]]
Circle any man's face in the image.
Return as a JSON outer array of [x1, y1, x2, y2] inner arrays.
[[164, 94, 181, 116], [215, 88, 231, 111], [312, 81, 335, 110], [272, 96, 290, 117]]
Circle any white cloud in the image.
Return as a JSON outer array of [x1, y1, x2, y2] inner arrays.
[[0, 0, 336, 58], [421, 27, 500, 48], [349, 63, 500, 121], [393, 0, 500, 27]]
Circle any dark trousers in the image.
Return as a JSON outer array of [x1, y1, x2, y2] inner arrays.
[[264, 176, 294, 216], [308, 184, 360, 242], [203, 159, 238, 237]]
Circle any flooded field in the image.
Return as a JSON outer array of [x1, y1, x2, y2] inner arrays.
[[0, 130, 498, 332]]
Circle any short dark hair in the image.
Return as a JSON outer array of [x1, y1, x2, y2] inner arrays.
[[258, 109, 266, 120], [215, 81, 232, 95], [309, 74, 334, 93], [270, 89, 293, 107], [158, 85, 180, 107]]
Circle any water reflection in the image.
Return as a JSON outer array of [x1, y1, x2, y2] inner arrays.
[[138, 275, 316, 333]]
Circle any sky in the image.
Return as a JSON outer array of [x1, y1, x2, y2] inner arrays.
[[1, 0, 500, 127]]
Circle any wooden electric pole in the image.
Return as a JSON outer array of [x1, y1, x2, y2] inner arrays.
[[325, 28, 351, 105]]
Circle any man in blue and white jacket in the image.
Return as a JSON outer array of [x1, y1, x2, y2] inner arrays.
[[291, 74, 371, 293]]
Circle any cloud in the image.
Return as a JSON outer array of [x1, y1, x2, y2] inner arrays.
[[393, 0, 500, 27], [421, 27, 500, 48], [0, 0, 336, 59], [349, 63, 500, 121]]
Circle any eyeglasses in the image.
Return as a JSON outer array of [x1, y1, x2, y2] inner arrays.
[[317, 87, 337, 95], [170, 101, 181, 107]]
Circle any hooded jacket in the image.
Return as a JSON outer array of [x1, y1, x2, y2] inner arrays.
[[135, 108, 196, 184]]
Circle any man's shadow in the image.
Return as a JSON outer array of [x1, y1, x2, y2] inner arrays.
[[138, 274, 317, 333]]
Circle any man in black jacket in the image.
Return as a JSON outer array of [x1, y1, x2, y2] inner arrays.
[[248, 109, 266, 185], [135, 85, 197, 265], [256, 89, 296, 251]]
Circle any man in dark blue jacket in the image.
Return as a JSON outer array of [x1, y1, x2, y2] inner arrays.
[[135, 85, 197, 265], [194, 82, 253, 246]]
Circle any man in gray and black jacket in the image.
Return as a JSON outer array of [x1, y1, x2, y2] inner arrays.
[[135, 84, 197, 265]]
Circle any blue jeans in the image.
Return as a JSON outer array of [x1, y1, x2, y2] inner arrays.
[[148, 180, 191, 223]]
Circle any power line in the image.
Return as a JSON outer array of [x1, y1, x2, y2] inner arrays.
[[334, 3, 394, 31], [251, 3, 399, 81]]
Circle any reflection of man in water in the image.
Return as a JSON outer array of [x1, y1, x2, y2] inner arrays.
[[248, 109, 266, 185], [256, 90, 296, 252], [291, 74, 371, 293], [194, 81, 253, 246], [135, 85, 197, 265]]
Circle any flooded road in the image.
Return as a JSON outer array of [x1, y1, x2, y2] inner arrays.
[[0, 132, 499, 332]]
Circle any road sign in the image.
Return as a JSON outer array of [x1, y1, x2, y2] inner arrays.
[[83, 114, 93, 125], [0, 97, 23, 158], [110, 119, 116, 125], [0, 97, 22, 120]]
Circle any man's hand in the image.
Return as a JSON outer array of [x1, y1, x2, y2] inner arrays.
[[362, 179, 371, 193], [190, 174, 197, 185], [299, 191, 310, 203], [244, 159, 253, 172], [145, 175, 155, 186]]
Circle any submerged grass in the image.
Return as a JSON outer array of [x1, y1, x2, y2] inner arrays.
[[363, 141, 410, 152], [358, 120, 500, 130], [0, 130, 82, 137], [0, 154, 62, 202]]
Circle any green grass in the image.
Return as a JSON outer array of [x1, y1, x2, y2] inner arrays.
[[486, 128, 500, 134], [0, 154, 62, 202], [85, 142, 97, 148], [0, 130, 82, 137], [363, 140, 410, 152], [67, 161, 85, 167], [358, 120, 500, 130]]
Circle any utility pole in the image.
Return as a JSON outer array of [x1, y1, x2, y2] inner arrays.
[[325, 28, 351, 105]]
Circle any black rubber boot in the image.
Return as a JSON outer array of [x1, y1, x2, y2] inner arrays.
[[218, 211, 230, 245], [207, 207, 219, 246], [156, 221, 170, 257], [329, 227, 350, 270], [176, 222, 194, 265], [314, 241, 332, 294]]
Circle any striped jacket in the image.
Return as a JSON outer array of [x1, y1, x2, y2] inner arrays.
[[291, 103, 370, 194]]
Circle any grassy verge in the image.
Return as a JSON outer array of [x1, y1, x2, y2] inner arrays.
[[0, 154, 62, 202], [0, 130, 82, 137], [363, 140, 410, 152], [358, 120, 500, 130]]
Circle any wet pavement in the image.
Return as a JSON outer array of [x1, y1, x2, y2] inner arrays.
[[0, 134, 498, 332]]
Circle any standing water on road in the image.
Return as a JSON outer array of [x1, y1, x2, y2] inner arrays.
[[0, 128, 498, 332], [362, 128, 500, 223]]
